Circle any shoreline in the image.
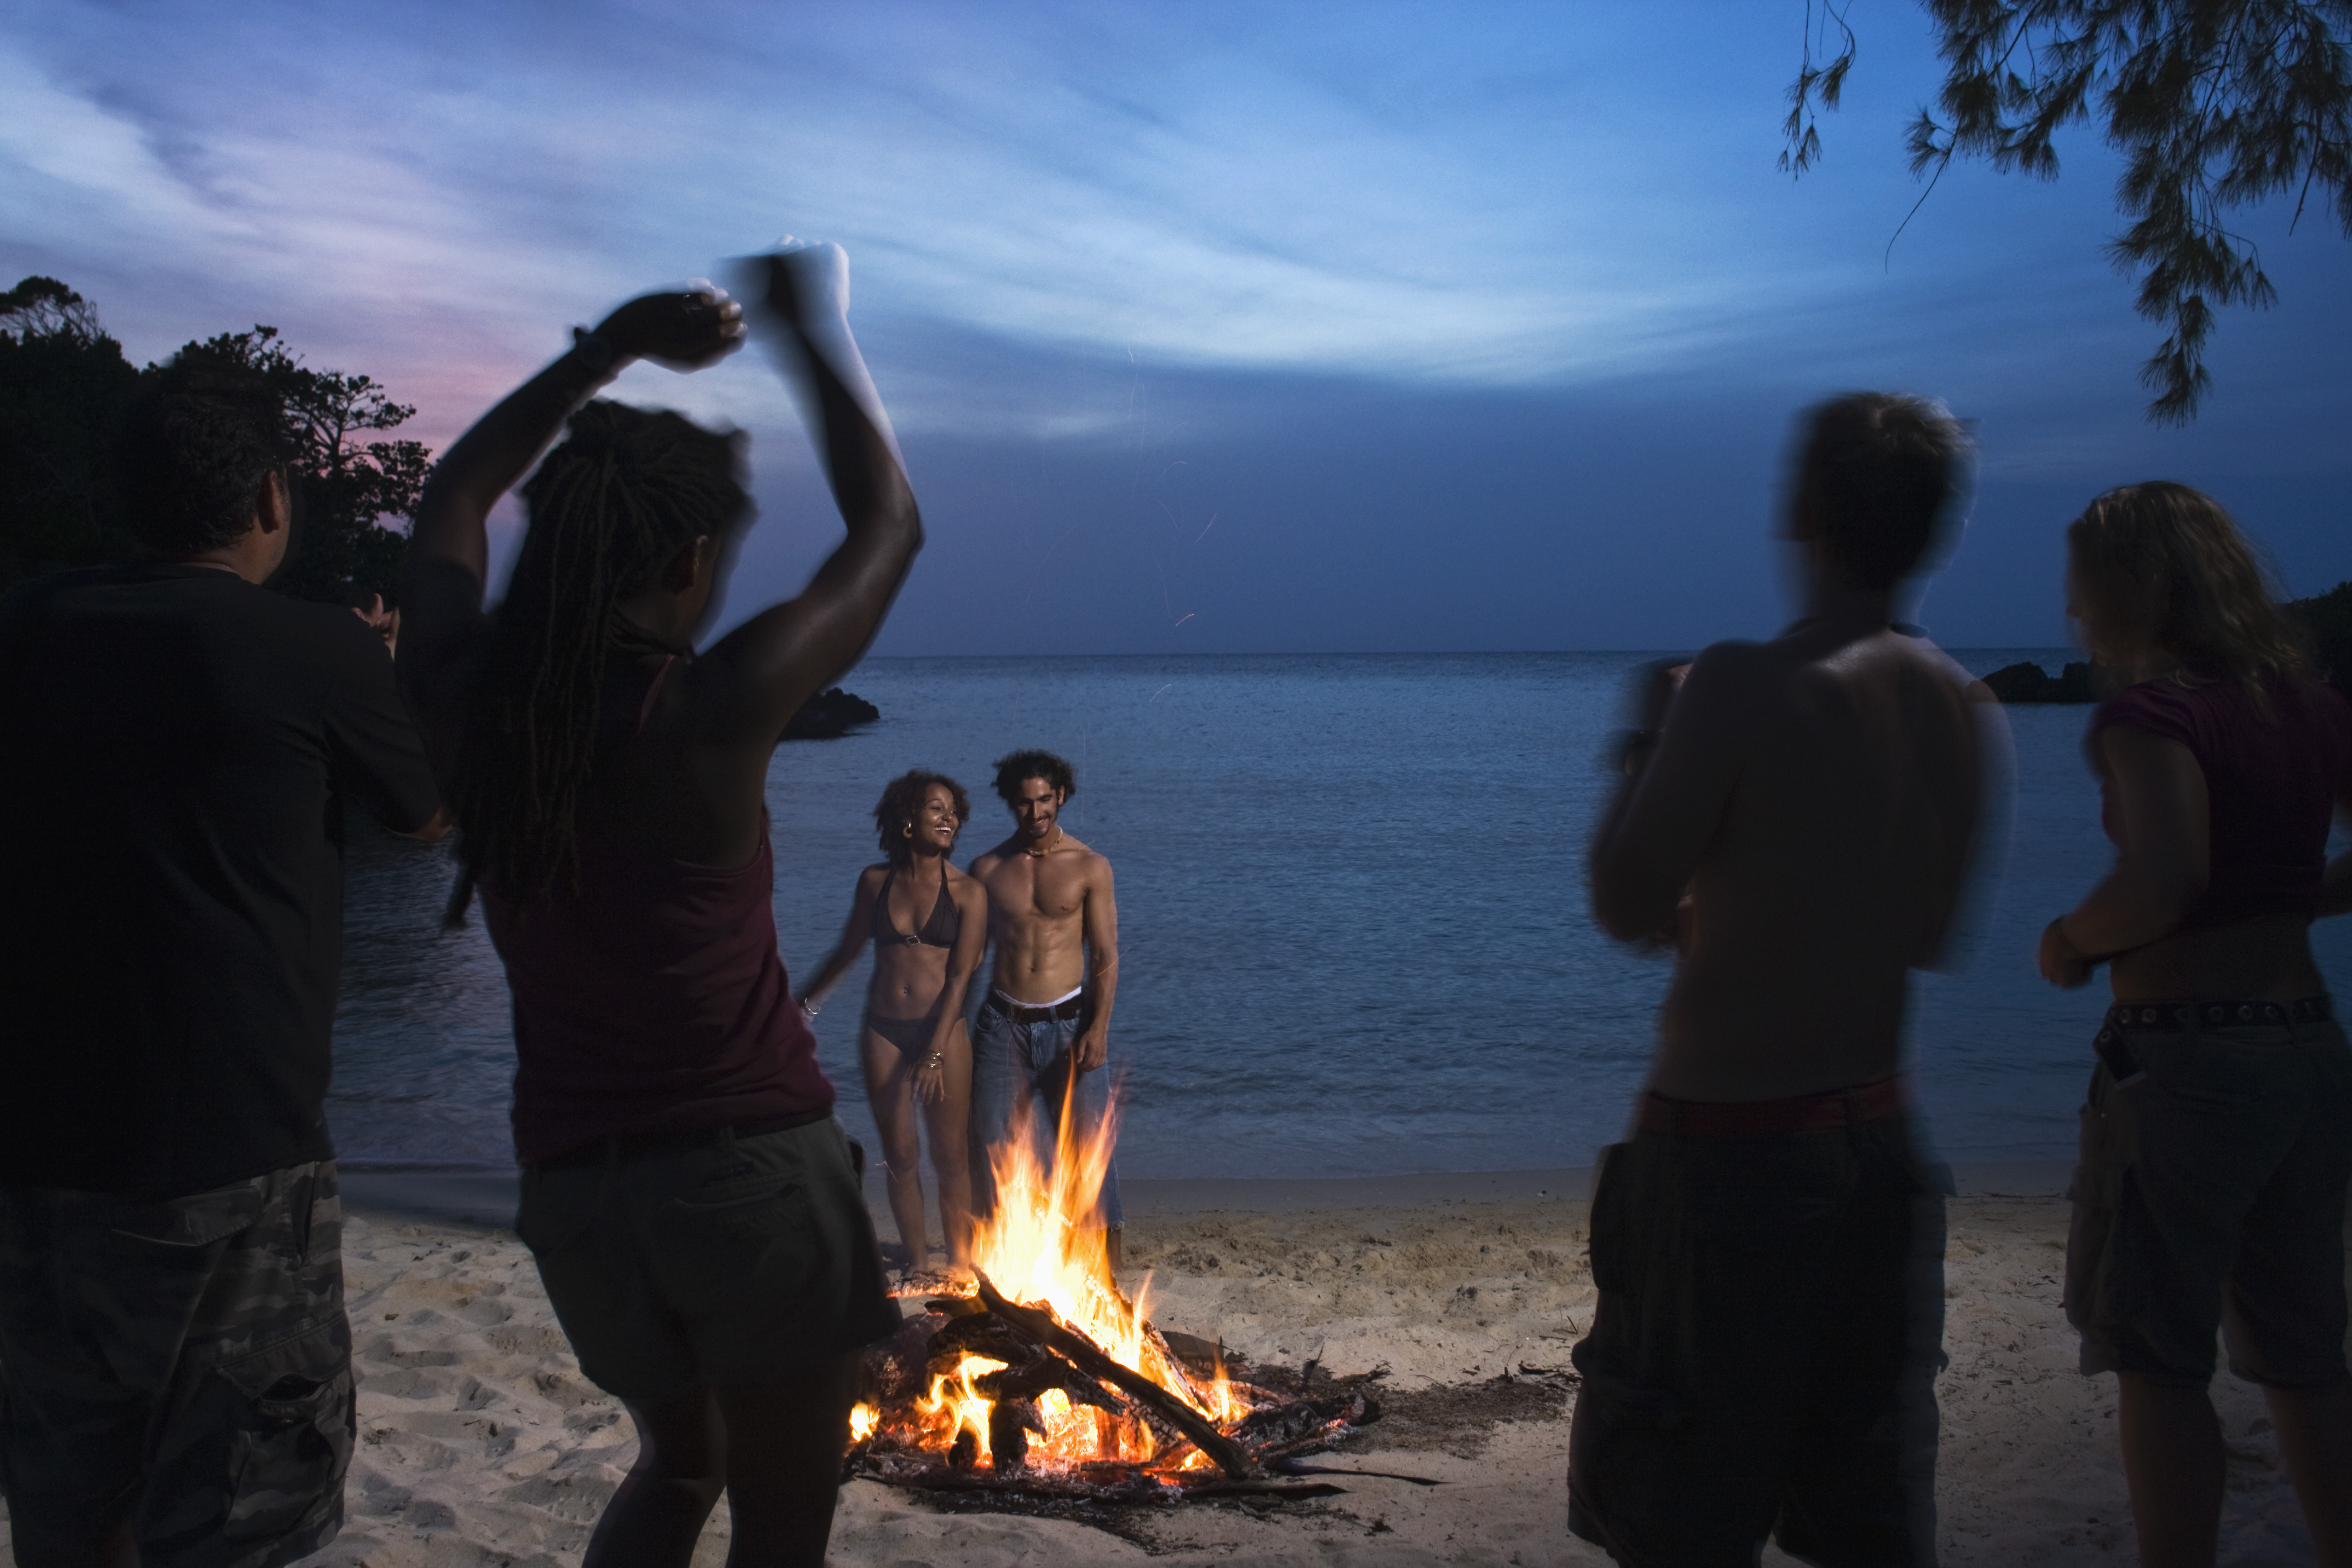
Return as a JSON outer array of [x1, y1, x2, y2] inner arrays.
[[337, 1159, 2077, 1231], [9, 1162, 2319, 1565]]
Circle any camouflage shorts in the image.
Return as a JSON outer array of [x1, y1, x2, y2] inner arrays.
[[0, 1162, 353, 1568]]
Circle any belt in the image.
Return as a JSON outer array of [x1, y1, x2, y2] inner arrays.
[[988, 994, 1085, 1024], [1638, 1074, 1912, 1140], [2103, 996, 2332, 1032], [531, 1107, 832, 1173]]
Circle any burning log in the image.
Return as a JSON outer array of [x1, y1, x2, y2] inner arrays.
[[843, 1092, 1382, 1502], [974, 1270, 1256, 1479], [986, 1398, 1045, 1475], [974, 1355, 1123, 1415]]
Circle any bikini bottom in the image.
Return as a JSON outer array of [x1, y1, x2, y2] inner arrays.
[[864, 1010, 942, 1053]]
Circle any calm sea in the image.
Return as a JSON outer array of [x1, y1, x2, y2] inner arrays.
[[330, 651, 2352, 1178]]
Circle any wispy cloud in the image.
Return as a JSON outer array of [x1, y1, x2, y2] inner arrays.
[[0, 0, 2080, 430]]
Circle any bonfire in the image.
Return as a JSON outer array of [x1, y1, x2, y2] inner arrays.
[[846, 1092, 1379, 1502]]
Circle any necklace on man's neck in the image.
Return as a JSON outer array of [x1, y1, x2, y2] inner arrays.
[[1025, 828, 1062, 859]]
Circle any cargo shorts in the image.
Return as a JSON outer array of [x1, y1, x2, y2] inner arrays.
[[1568, 1112, 1949, 1568], [517, 1116, 901, 1406], [0, 1162, 353, 1568], [2066, 997, 2352, 1389]]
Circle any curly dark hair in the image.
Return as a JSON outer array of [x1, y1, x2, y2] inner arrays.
[[115, 347, 295, 554], [1793, 393, 1972, 590], [873, 770, 970, 864], [448, 401, 749, 919], [992, 748, 1074, 805]]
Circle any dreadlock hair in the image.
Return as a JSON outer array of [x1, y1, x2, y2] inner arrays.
[[2067, 481, 2311, 697], [447, 401, 747, 924], [874, 770, 971, 864], [992, 748, 1074, 805]]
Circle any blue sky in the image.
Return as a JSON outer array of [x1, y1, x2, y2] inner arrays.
[[5, 0, 2347, 653]]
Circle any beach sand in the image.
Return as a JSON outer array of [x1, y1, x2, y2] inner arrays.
[[0, 1168, 2333, 1566]]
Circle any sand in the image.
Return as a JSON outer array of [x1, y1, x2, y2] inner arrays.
[[0, 1170, 2333, 1566]]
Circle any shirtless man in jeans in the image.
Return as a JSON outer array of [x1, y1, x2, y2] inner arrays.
[[1573, 393, 2007, 1566], [967, 749, 1123, 1264]]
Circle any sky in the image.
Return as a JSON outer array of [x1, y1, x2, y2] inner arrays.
[[4, 0, 2347, 655]]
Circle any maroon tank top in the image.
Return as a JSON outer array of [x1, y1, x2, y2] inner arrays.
[[2091, 673, 2352, 931], [481, 805, 834, 1163]]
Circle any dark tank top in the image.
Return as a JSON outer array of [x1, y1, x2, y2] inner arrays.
[[483, 807, 833, 1161], [2091, 672, 2352, 931]]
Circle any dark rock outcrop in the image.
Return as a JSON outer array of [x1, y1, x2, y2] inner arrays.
[[1981, 660, 2100, 704], [780, 687, 880, 741], [2287, 580, 2352, 705]]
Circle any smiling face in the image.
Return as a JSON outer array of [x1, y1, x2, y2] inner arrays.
[[1009, 776, 1063, 843], [913, 782, 961, 854]]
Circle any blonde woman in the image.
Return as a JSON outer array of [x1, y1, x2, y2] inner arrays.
[[799, 771, 987, 1278], [2041, 481, 2352, 1568]]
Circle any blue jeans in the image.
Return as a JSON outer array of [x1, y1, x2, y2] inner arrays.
[[968, 996, 1123, 1230]]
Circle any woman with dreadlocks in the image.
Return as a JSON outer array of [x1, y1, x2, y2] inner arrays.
[[398, 246, 917, 1568]]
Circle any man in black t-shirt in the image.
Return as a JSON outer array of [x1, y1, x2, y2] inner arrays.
[[0, 348, 442, 1568]]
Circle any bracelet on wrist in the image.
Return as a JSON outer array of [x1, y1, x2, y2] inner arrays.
[[924, 1052, 944, 1071]]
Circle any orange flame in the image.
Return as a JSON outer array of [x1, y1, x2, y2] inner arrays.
[[877, 1077, 1243, 1472]]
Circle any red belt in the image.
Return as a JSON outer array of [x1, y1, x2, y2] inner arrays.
[[1638, 1074, 1912, 1140]]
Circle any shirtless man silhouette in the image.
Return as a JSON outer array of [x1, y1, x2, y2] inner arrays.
[[966, 749, 1123, 1263], [1572, 393, 2006, 1567]]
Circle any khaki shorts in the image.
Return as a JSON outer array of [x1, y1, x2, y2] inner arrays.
[[518, 1117, 901, 1405], [2066, 998, 2352, 1389], [0, 1162, 352, 1568]]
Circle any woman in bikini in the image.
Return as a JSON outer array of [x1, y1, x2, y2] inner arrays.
[[2040, 481, 2352, 1568], [398, 244, 917, 1568], [798, 770, 988, 1277]]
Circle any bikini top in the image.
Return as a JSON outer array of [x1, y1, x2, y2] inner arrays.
[[872, 862, 960, 948]]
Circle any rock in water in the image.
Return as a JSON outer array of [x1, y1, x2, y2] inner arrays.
[[779, 686, 880, 740], [1981, 660, 2098, 704]]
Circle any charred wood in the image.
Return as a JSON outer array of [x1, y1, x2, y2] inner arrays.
[[974, 1270, 1255, 1479], [988, 1398, 1045, 1475]]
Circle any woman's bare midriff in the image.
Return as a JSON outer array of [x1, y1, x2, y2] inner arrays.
[[2108, 912, 2325, 1003], [868, 944, 951, 1022]]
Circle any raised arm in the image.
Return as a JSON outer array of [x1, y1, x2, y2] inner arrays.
[[1074, 861, 1120, 1072], [684, 245, 922, 748], [398, 287, 743, 768]]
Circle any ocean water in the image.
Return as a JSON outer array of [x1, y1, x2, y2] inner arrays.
[[329, 651, 2352, 1178]]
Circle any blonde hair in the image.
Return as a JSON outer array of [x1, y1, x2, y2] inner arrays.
[[2066, 481, 2310, 691]]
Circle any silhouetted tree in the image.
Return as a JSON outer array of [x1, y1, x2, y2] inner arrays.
[[0, 279, 141, 587], [2290, 577, 2352, 702], [190, 326, 429, 606], [1785, 2, 2352, 423], [0, 279, 429, 604]]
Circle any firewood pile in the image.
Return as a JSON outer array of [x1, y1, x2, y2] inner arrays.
[[846, 1270, 1382, 1503]]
